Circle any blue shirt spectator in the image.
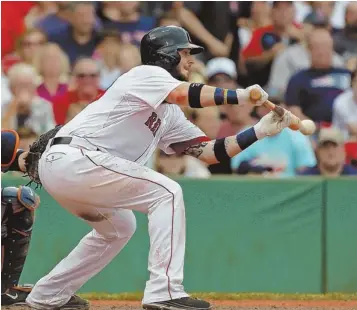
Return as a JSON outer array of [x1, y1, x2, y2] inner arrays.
[[231, 128, 316, 177], [47, 2, 101, 65], [285, 28, 351, 124], [36, 13, 70, 38], [285, 67, 351, 123], [298, 127, 357, 176], [99, 2, 155, 46], [49, 27, 101, 65]]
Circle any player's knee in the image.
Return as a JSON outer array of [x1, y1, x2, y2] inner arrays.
[[169, 181, 184, 205], [123, 213, 137, 239], [112, 211, 137, 240]]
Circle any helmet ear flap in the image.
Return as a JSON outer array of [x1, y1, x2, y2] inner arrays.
[[155, 51, 181, 72]]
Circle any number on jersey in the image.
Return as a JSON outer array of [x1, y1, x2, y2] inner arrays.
[[145, 112, 161, 136]]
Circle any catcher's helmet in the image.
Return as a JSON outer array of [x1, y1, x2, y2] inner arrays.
[[140, 26, 204, 73]]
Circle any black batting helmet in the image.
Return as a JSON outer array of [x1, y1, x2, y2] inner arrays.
[[140, 26, 204, 73]]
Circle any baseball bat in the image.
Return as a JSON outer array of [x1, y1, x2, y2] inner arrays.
[[249, 89, 301, 131]]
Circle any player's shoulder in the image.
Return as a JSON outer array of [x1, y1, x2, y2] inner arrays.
[[130, 65, 170, 77]]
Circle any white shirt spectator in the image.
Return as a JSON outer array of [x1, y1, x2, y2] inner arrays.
[[1, 73, 12, 107], [332, 89, 357, 139], [3, 96, 56, 135]]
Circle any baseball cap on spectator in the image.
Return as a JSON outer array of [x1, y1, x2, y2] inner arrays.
[[318, 127, 344, 146], [206, 57, 237, 81]]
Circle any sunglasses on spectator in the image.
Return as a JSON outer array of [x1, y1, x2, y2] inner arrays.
[[75, 73, 99, 78], [22, 40, 46, 47]]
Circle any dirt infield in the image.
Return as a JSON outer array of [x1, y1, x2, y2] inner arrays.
[[4, 300, 356, 310], [90, 299, 357, 310]]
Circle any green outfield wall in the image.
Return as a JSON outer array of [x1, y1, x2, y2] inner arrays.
[[2, 175, 357, 293]]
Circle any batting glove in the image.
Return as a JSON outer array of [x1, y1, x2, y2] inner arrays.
[[254, 110, 293, 139], [236, 84, 268, 106]]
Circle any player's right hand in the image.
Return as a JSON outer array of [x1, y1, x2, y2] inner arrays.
[[254, 110, 292, 139], [237, 84, 268, 106]]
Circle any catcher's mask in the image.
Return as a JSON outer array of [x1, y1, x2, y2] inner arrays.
[[140, 26, 204, 77]]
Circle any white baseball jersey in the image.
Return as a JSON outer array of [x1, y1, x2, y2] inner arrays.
[[57, 65, 206, 165]]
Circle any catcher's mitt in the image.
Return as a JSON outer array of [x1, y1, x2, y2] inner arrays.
[[24, 125, 62, 187]]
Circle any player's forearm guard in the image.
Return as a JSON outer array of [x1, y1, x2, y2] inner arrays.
[[188, 84, 239, 109], [236, 127, 258, 150], [1, 186, 40, 292]]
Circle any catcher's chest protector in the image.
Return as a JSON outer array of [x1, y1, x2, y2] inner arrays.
[[1, 186, 40, 292]]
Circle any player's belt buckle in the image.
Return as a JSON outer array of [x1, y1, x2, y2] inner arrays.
[[50, 137, 73, 146]]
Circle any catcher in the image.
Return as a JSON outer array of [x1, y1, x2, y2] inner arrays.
[[1, 129, 40, 306]]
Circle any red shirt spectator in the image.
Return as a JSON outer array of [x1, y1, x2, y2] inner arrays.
[[52, 89, 105, 125], [1, 1, 34, 58], [52, 57, 104, 125], [242, 1, 303, 86]]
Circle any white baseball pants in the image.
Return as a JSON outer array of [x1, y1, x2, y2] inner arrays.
[[26, 144, 189, 309]]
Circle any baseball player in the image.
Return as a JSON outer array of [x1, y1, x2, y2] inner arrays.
[[25, 26, 293, 310], [1, 129, 40, 306]]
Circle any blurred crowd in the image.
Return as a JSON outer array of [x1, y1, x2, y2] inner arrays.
[[1, 1, 357, 179]]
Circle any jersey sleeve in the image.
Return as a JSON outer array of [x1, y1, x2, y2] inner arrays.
[[158, 106, 207, 155], [128, 66, 184, 110]]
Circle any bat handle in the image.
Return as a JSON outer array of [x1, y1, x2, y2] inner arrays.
[[249, 88, 285, 116], [249, 88, 301, 130]]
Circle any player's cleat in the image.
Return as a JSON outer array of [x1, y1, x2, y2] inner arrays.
[[143, 296, 212, 310], [54, 295, 90, 309], [1, 285, 32, 306], [26, 295, 90, 309]]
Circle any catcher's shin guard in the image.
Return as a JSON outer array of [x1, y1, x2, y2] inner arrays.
[[1, 186, 40, 292]]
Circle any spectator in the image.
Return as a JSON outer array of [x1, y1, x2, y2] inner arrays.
[[99, 2, 155, 46], [203, 57, 253, 174], [94, 30, 122, 90], [118, 43, 141, 74], [2, 29, 47, 74], [231, 105, 316, 178], [24, 1, 58, 29], [332, 69, 357, 140], [35, 2, 72, 37], [1, 1, 34, 58], [157, 12, 182, 27], [242, 1, 304, 87], [35, 43, 70, 103], [1, 63, 55, 135], [52, 57, 105, 125], [168, 2, 229, 58], [285, 28, 351, 125], [235, 1, 271, 51], [155, 150, 211, 179], [268, 24, 344, 101], [299, 127, 357, 176], [17, 126, 39, 152], [304, 2, 340, 34], [49, 2, 101, 65], [204, 57, 254, 139], [333, 2, 357, 66], [1, 71, 12, 107]]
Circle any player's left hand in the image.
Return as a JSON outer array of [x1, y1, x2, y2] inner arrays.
[[254, 110, 292, 139], [237, 84, 268, 106]]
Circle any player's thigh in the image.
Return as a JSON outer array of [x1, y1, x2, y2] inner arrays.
[[40, 147, 183, 213], [81, 150, 184, 213], [54, 196, 136, 240]]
